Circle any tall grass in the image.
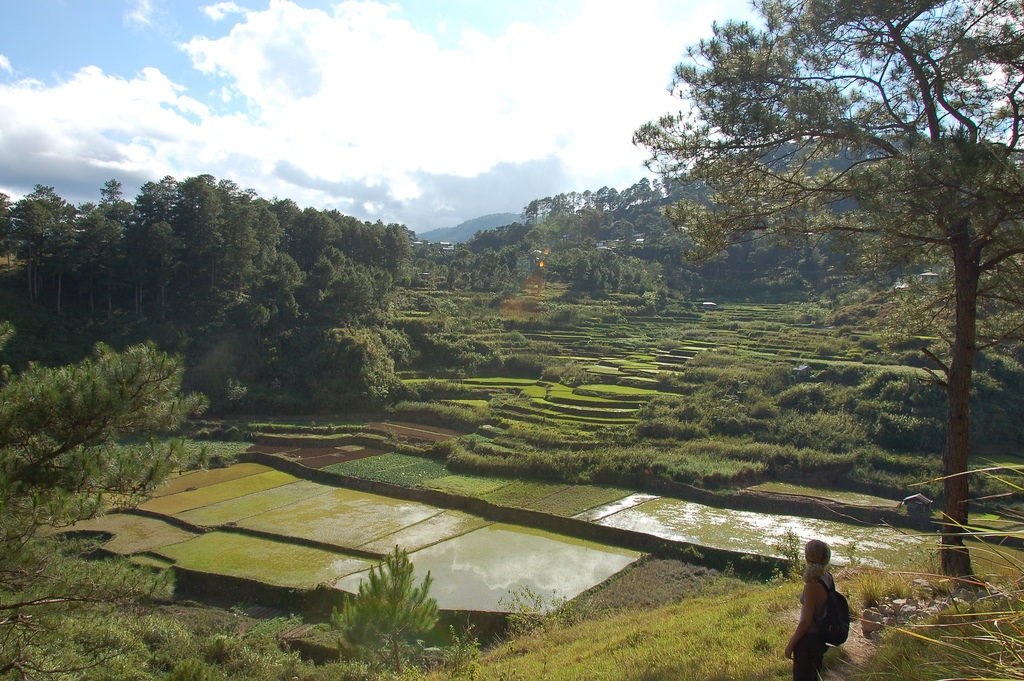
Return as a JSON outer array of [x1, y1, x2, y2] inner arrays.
[[390, 400, 488, 430]]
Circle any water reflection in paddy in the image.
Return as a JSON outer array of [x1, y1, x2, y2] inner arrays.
[[335, 524, 640, 611], [594, 497, 931, 567]]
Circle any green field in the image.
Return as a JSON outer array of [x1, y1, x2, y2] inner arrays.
[[139, 470, 298, 515], [176, 480, 333, 527], [325, 452, 451, 486], [747, 481, 900, 507], [70, 513, 197, 554], [423, 473, 513, 496], [520, 484, 634, 517], [233, 486, 444, 549], [481, 480, 573, 508], [153, 463, 275, 497], [156, 531, 374, 589]]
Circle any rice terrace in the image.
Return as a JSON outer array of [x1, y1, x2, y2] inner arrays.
[[65, 295, 992, 620], [4, 2, 1024, 674]]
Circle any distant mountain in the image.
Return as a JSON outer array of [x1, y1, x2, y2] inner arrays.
[[416, 212, 521, 243]]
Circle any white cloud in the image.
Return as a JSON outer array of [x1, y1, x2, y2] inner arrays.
[[0, 0, 752, 227], [181, 0, 722, 200], [202, 2, 245, 21], [124, 0, 157, 28], [0, 66, 229, 189], [0, 55, 12, 76]]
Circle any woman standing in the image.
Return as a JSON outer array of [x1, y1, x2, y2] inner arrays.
[[784, 539, 833, 681]]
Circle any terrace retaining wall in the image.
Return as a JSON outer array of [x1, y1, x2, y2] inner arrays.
[[172, 566, 508, 639], [253, 433, 394, 450], [172, 566, 349, 615]]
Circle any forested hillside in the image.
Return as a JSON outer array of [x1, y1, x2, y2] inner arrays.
[[1, 177, 412, 411], [0, 175, 847, 414]]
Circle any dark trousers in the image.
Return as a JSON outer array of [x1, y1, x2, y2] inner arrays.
[[793, 632, 827, 681]]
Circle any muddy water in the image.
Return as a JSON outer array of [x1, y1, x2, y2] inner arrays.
[[572, 493, 660, 521], [335, 524, 641, 612], [593, 497, 930, 567]]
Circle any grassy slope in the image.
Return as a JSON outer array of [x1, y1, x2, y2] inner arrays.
[[433, 579, 804, 681]]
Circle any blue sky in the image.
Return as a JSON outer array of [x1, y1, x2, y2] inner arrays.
[[0, 0, 752, 231]]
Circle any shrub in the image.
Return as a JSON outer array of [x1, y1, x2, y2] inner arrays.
[[390, 401, 487, 431], [166, 658, 224, 681], [870, 411, 943, 452], [499, 353, 547, 378], [541, 361, 591, 387], [769, 411, 868, 453], [855, 569, 913, 610], [776, 382, 836, 413], [814, 364, 868, 387], [635, 417, 709, 441]]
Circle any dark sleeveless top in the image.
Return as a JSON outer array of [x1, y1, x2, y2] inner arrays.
[[800, 571, 833, 632]]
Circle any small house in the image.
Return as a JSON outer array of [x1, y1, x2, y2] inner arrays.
[[793, 364, 812, 380], [899, 493, 934, 516]]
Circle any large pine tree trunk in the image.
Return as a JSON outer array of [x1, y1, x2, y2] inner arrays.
[[941, 222, 979, 577]]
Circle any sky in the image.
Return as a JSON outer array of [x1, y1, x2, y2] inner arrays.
[[0, 0, 753, 232]]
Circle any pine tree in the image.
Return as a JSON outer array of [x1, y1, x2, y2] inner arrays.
[[0, 322, 206, 675], [333, 546, 439, 674], [636, 0, 1024, 576]]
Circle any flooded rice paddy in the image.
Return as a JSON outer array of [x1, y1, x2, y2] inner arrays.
[[96, 464, 643, 610], [86, 463, 934, 610], [336, 524, 639, 611], [589, 496, 930, 567]]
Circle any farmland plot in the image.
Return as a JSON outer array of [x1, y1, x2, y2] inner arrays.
[[157, 531, 374, 589], [139, 469, 298, 515], [152, 463, 274, 497], [81, 463, 644, 611], [177, 480, 333, 527], [68, 513, 197, 554], [233, 486, 444, 549]]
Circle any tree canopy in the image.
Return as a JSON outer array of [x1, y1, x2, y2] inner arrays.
[[636, 0, 1024, 575], [0, 176, 414, 412]]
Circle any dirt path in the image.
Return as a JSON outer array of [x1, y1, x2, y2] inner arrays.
[[824, 624, 877, 680], [778, 605, 878, 680]]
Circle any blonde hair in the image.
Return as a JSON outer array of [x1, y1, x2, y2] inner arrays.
[[802, 539, 831, 583]]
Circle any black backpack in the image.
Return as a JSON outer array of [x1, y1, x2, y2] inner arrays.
[[816, 578, 850, 646]]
